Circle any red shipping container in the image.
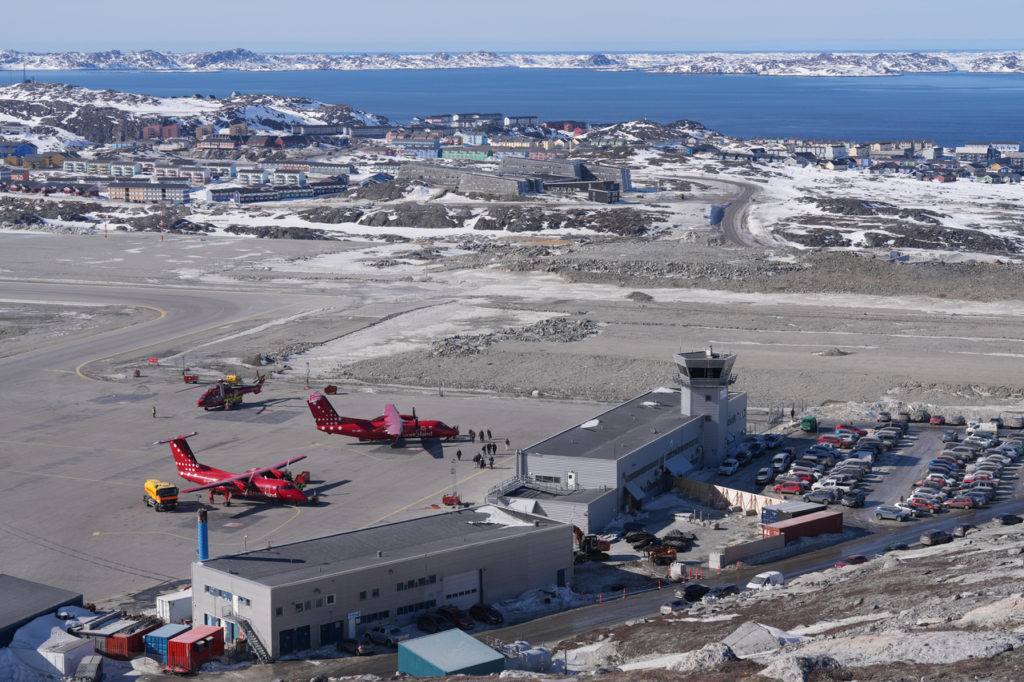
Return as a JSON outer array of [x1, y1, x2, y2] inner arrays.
[[166, 626, 224, 673], [106, 622, 161, 660], [763, 510, 843, 545]]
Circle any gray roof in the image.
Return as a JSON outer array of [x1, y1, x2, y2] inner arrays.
[[399, 629, 503, 672], [0, 575, 82, 643], [525, 390, 698, 461], [507, 486, 614, 504], [200, 508, 560, 588]]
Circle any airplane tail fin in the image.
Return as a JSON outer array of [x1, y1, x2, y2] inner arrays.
[[157, 432, 207, 475], [308, 392, 370, 429]]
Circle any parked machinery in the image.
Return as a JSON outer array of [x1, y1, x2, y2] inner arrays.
[[573, 526, 611, 563]]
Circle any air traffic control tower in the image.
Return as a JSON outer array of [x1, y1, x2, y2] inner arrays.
[[675, 346, 747, 469]]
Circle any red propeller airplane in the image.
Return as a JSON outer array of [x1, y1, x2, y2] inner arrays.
[[158, 431, 315, 506], [198, 375, 266, 410], [307, 392, 459, 448]]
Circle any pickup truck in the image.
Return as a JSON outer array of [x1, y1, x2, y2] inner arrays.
[[365, 626, 409, 648], [812, 478, 856, 494]]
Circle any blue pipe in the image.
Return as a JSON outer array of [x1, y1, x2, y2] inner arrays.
[[197, 508, 209, 561]]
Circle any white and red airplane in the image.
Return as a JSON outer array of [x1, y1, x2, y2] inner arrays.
[[159, 432, 314, 506], [307, 392, 459, 448]]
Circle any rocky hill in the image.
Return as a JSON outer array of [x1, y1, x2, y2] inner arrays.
[[3, 48, 1024, 75], [0, 82, 393, 144]]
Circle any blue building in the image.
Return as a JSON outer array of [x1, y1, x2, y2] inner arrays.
[[399, 630, 505, 677]]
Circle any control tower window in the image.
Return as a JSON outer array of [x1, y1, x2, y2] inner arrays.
[[677, 365, 688, 377]]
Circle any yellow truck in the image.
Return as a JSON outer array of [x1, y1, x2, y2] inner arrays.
[[144, 479, 178, 512]]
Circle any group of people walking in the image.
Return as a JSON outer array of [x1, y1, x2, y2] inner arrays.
[[454, 431, 512, 469]]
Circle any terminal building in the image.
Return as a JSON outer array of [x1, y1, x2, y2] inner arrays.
[[191, 508, 570, 659], [488, 348, 746, 532]]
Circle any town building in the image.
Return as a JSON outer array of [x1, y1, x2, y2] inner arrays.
[[451, 113, 502, 129], [195, 124, 216, 140], [956, 146, 998, 163], [271, 170, 306, 186], [108, 181, 190, 204], [441, 147, 494, 161], [141, 124, 181, 139], [196, 135, 240, 150], [504, 116, 539, 127], [108, 161, 142, 177], [990, 141, 1022, 153], [794, 144, 846, 160], [228, 123, 248, 137], [395, 163, 538, 196], [203, 161, 238, 178], [455, 131, 489, 146], [0, 122, 31, 136], [237, 170, 271, 185], [191, 508, 570, 658]]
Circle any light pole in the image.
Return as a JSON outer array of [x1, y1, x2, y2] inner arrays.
[[305, 362, 310, 390]]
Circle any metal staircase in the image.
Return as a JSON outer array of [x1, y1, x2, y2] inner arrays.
[[485, 475, 583, 504], [237, 617, 272, 664]]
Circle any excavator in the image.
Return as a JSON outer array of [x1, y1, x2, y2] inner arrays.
[[573, 526, 611, 563]]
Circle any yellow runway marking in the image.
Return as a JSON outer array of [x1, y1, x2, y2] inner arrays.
[[92, 505, 302, 547], [75, 297, 329, 381], [26, 368, 78, 374], [361, 454, 514, 528]]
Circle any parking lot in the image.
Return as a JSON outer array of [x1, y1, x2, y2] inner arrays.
[[715, 418, 1024, 535]]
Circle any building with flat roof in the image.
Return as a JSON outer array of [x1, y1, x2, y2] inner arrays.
[[191, 508, 570, 659], [489, 349, 747, 529], [0, 575, 83, 647]]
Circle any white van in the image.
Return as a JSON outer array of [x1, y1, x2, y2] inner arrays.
[[745, 571, 784, 591]]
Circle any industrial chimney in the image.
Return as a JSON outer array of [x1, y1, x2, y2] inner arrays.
[[197, 509, 209, 561]]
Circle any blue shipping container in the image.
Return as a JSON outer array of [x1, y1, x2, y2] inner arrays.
[[145, 624, 190, 662]]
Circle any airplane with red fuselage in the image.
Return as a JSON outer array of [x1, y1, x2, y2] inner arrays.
[[159, 432, 314, 506], [307, 392, 459, 448], [197, 375, 265, 410]]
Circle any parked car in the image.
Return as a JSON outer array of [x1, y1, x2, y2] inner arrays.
[[660, 599, 690, 614], [718, 459, 740, 475], [337, 638, 375, 656], [841, 490, 867, 508], [962, 492, 989, 507], [755, 468, 775, 485], [943, 496, 976, 509], [897, 411, 911, 422], [676, 583, 711, 602], [835, 554, 869, 568], [774, 481, 804, 496], [875, 505, 911, 522], [907, 497, 942, 514], [952, 524, 974, 538], [1009, 416, 1024, 429], [942, 430, 959, 443], [762, 434, 785, 448], [744, 571, 784, 591], [948, 415, 966, 426], [836, 423, 868, 436], [735, 450, 754, 467], [876, 542, 909, 557], [818, 434, 850, 448], [747, 441, 767, 456], [877, 411, 891, 422], [920, 530, 953, 546], [911, 410, 931, 423], [435, 605, 475, 630], [469, 604, 504, 625], [990, 417, 1004, 428], [365, 626, 410, 648], [708, 584, 740, 599], [992, 514, 1023, 526], [803, 489, 840, 505], [930, 415, 945, 425], [416, 613, 456, 633], [894, 501, 923, 518]]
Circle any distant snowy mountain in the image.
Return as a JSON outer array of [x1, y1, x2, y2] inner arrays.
[[1, 48, 1024, 76], [0, 82, 395, 144]]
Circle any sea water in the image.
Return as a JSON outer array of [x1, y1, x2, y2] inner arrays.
[[16, 68, 1024, 146]]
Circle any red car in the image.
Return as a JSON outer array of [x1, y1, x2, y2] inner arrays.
[[963, 473, 999, 486], [907, 498, 942, 514], [818, 434, 850, 448], [774, 481, 804, 495], [836, 423, 867, 436], [835, 554, 869, 568], [789, 471, 815, 483], [930, 415, 945, 425], [435, 605, 475, 630], [944, 497, 976, 509]]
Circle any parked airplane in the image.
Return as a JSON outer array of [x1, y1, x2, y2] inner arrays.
[[307, 392, 459, 448], [158, 432, 314, 505], [197, 375, 265, 410]]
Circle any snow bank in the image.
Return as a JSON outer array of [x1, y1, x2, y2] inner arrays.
[[474, 505, 537, 528], [498, 584, 582, 615]]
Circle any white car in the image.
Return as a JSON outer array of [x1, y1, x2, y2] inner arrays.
[[812, 478, 856, 494], [718, 459, 740, 475]]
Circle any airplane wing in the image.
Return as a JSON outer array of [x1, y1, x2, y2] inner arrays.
[[180, 455, 308, 493], [383, 404, 404, 437]]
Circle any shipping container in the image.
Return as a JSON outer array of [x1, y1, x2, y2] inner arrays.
[[762, 510, 843, 544], [156, 587, 192, 623], [166, 626, 224, 673], [106, 622, 161, 660], [145, 624, 191, 662], [760, 501, 826, 525], [40, 637, 94, 675]]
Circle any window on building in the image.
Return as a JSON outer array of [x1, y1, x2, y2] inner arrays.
[[535, 475, 561, 484], [241, 598, 251, 607], [326, 595, 335, 606], [397, 582, 405, 592], [406, 580, 416, 589], [295, 604, 303, 614], [704, 394, 712, 402], [705, 415, 712, 422], [359, 591, 367, 601], [275, 607, 283, 617], [304, 601, 312, 611], [204, 586, 213, 594], [372, 588, 379, 598], [428, 576, 436, 584], [316, 598, 323, 609], [417, 578, 426, 587]]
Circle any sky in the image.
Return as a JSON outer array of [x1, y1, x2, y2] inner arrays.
[[4, 0, 1024, 53]]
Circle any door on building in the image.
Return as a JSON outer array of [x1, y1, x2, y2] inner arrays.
[[295, 625, 311, 652], [557, 569, 566, 588], [441, 570, 481, 611], [225, 621, 238, 642], [320, 622, 343, 647], [279, 629, 293, 657], [567, 471, 578, 488]]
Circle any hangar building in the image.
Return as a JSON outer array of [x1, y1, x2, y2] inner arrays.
[[0, 574, 84, 648], [191, 508, 570, 659]]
